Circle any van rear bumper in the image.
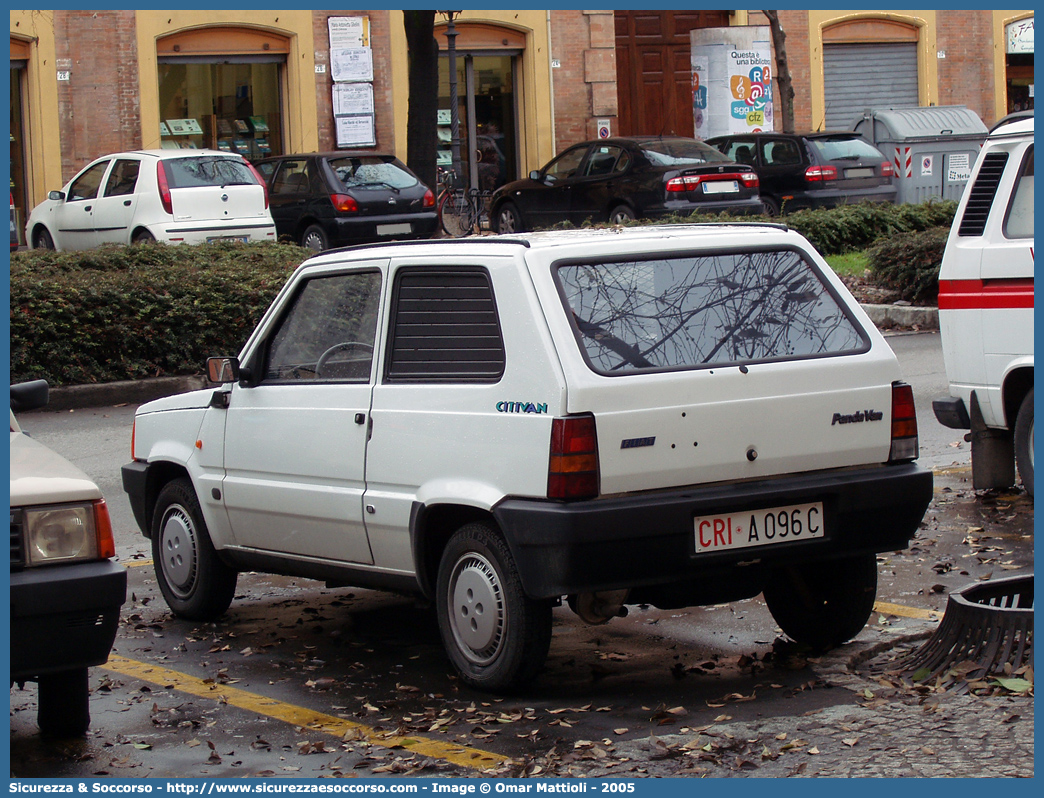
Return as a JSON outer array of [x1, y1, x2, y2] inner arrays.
[[493, 463, 933, 599]]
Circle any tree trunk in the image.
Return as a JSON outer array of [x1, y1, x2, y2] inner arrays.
[[403, 11, 439, 193], [763, 10, 796, 134]]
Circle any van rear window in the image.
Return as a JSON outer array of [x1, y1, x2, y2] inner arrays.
[[162, 156, 257, 189], [555, 250, 868, 374]]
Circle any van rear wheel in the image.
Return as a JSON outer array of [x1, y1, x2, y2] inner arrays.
[[763, 554, 877, 649], [1015, 389, 1034, 496], [436, 522, 552, 692]]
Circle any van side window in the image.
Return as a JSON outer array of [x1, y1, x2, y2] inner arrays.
[[385, 268, 505, 383], [1004, 145, 1033, 240]]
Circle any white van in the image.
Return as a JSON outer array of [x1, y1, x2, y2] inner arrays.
[[933, 114, 1034, 495]]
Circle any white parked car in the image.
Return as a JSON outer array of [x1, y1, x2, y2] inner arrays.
[[11, 380, 126, 736], [933, 114, 1034, 495], [123, 224, 933, 692], [25, 149, 275, 251]]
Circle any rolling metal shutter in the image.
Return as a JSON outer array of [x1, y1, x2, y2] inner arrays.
[[824, 43, 919, 130]]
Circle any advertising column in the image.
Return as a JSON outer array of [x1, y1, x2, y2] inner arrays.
[[691, 26, 774, 139]]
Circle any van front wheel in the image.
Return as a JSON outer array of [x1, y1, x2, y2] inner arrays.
[[1015, 388, 1034, 497]]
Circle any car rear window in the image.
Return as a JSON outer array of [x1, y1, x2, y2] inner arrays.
[[639, 139, 732, 167], [808, 137, 884, 162], [555, 249, 868, 374], [162, 156, 257, 188], [329, 157, 418, 191]]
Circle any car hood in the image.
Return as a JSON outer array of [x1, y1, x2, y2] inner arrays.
[[9, 431, 103, 506]]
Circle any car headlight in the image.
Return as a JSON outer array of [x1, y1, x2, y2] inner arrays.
[[23, 501, 114, 566]]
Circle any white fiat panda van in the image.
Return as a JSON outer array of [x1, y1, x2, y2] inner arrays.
[[933, 113, 1034, 495]]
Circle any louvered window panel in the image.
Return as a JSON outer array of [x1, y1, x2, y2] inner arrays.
[[11, 508, 25, 570], [386, 269, 506, 382], [958, 152, 1009, 237]]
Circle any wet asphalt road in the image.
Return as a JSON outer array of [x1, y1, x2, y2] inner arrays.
[[10, 332, 1034, 779]]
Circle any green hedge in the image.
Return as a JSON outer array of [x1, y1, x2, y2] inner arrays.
[[865, 226, 950, 305], [10, 201, 959, 387], [10, 241, 311, 386]]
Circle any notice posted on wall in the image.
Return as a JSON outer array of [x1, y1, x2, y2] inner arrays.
[[333, 83, 374, 116], [336, 115, 376, 148], [328, 16, 369, 49], [331, 47, 373, 83]]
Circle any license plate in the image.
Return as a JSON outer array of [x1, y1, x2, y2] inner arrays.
[[694, 501, 824, 554], [377, 223, 411, 236], [703, 180, 739, 194], [207, 235, 248, 243], [844, 167, 875, 179]]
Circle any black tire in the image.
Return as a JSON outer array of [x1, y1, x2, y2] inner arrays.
[[132, 229, 155, 244], [33, 227, 55, 250], [440, 191, 475, 237], [152, 478, 237, 621], [761, 197, 780, 217], [494, 202, 524, 234], [763, 554, 877, 649], [436, 521, 552, 692], [1015, 388, 1034, 497], [608, 205, 636, 225], [301, 224, 329, 252], [37, 668, 90, 737]]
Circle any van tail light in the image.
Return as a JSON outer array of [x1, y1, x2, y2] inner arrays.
[[548, 414, 599, 500], [422, 188, 436, 208], [331, 193, 359, 213], [94, 500, 116, 560], [130, 419, 136, 461], [157, 162, 174, 215], [804, 165, 837, 182], [880, 160, 895, 178], [889, 382, 919, 462], [244, 161, 270, 209]]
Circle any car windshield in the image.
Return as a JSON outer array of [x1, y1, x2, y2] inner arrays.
[[556, 250, 867, 374], [163, 156, 257, 188], [330, 157, 418, 190], [639, 139, 732, 167], [809, 137, 884, 162]]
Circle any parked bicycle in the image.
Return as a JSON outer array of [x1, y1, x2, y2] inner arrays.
[[437, 168, 491, 237]]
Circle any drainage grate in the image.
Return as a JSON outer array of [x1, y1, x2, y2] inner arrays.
[[876, 574, 1033, 694]]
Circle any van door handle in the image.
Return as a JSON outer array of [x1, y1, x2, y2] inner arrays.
[[124, 200, 132, 206], [84, 205, 92, 212], [355, 413, 366, 425]]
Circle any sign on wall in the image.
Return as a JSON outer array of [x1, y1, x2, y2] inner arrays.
[[692, 27, 775, 139], [328, 16, 375, 148]]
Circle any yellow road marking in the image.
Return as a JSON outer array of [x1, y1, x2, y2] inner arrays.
[[874, 601, 940, 621], [102, 654, 507, 771]]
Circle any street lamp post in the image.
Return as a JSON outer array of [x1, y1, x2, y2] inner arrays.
[[441, 10, 463, 189]]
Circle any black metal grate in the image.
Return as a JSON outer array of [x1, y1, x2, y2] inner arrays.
[[877, 574, 1033, 694], [10, 508, 25, 570], [957, 152, 1009, 237], [385, 268, 506, 383]]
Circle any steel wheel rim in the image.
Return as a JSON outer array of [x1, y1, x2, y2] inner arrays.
[[158, 504, 199, 599], [447, 552, 505, 665]]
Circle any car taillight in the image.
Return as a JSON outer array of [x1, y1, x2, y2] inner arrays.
[[739, 172, 759, 188], [157, 162, 173, 215], [331, 193, 359, 213], [889, 382, 919, 463], [666, 175, 701, 192], [244, 160, 270, 209], [94, 500, 116, 560], [548, 414, 599, 500], [666, 173, 753, 192], [880, 160, 895, 178], [804, 165, 837, 182], [422, 188, 436, 208]]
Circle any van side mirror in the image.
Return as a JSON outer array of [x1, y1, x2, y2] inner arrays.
[[10, 379, 49, 413], [207, 356, 240, 384], [48, 191, 65, 201]]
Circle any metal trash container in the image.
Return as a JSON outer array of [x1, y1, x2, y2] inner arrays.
[[853, 106, 988, 204]]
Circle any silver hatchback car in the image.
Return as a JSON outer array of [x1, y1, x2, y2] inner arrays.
[[25, 149, 276, 251]]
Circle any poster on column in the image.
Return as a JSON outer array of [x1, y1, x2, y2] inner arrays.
[[692, 56, 710, 139], [336, 115, 376, 148], [727, 48, 773, 134], [333, 83, 375, 116], [331, 48, 373, 83]]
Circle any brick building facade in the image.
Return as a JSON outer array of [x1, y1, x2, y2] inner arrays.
[[9, 9, 1033, 241]]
